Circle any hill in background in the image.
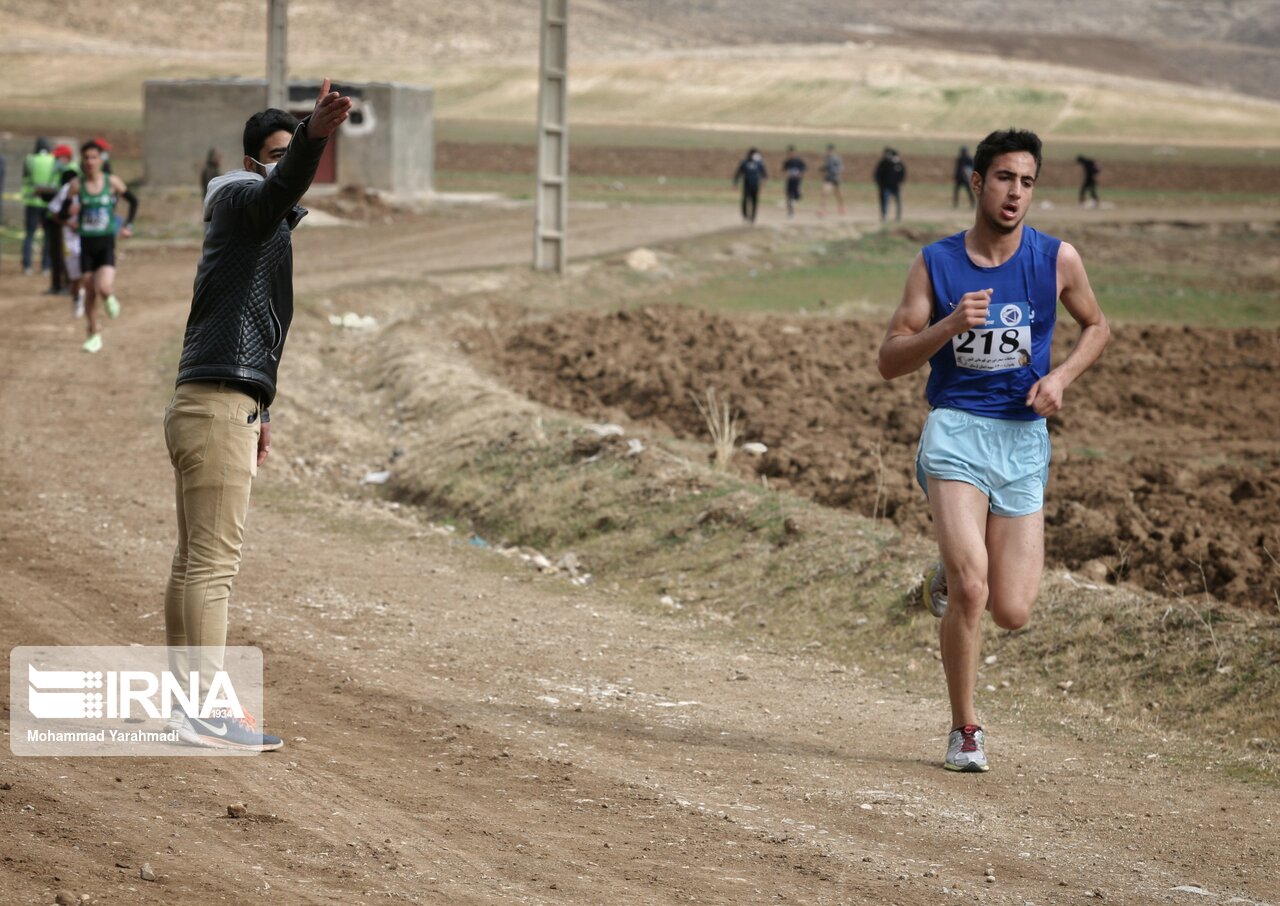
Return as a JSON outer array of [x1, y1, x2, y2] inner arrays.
[[1, 0, 1278, 100]]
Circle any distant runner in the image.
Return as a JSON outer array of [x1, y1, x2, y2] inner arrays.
[[781, 145, 807, 218], [733, 147, 768, 224], [1077, 154, 1100, 207], [818, 143, 845, 216], [43, 144, 77, 296], [63, 140, 138, 353], [47, 168, 89, 319], [874, 147, 907, 222], [877, 128, 1110, 773]]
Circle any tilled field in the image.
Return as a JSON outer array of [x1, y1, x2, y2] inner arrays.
[[469, 306, 1280, 609], [437, 141, 1280, 194]]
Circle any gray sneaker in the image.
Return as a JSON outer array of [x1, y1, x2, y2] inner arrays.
[[945, 724, 989, 772], [923, 561, 948, 618]]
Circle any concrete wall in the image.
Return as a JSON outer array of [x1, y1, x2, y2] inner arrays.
[[144, 80, 268, 191], [389, 83, 435, 197], [143, 79, 433, 196]]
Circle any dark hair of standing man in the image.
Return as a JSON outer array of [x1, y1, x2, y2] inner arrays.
[[973, 129, 1043, 180], [242, 108, 301, 159]]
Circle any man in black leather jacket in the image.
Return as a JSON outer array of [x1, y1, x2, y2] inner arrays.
[[163, 79, 351, 752]]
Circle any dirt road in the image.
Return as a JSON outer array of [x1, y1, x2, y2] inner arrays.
[[1, 203, 1276, 905]]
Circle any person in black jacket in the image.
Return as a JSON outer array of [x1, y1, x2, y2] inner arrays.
[[163, 79, 351, 752], [733, 147, 767, 223], [1077, 154, 1100, 206], [781, 145, 806, 218], [874, 147, 907, 222]]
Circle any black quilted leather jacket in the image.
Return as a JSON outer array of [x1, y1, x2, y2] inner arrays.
[[176, 118, 327, 408]]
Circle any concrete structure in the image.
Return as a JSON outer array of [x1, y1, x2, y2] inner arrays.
[[143, 79, 433, 197], [267, 0, 288, 111]]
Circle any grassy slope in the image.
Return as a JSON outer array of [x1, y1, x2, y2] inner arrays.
[[391, 416, 1280, 782], [426, 46, 1280, 147], [7, 37, 1280, 153]]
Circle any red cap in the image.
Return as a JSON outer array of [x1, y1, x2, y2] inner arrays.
[[92, 136, 113, 152], [53, 144, 73, 159]]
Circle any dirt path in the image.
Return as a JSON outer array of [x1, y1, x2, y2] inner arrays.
[[1, 205, 1276, 905]]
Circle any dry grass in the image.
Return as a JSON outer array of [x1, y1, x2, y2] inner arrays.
[[691, 387, 740, 471], [431, 50, 1280, 145]]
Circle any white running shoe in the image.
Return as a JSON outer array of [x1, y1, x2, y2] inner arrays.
[[167, 711, 198, 745], [83, 333, 103, 353], [945, 725, 990, 772]]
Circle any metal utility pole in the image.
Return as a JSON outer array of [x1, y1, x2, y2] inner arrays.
[[267, 0, 288, 110], [534, 0, 568, 273]]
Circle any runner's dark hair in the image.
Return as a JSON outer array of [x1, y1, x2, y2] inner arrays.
[[973, 129, 1042, 179], [80, 139, 105, 156]]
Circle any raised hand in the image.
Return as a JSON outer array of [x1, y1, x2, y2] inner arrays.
[[306, 78, 353, 141]]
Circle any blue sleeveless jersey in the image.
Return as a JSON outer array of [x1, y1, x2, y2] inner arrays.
[[922, 227, 1061, 420]]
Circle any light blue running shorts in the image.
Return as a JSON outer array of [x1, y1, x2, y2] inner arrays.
[[915, 407, 1051, 517]]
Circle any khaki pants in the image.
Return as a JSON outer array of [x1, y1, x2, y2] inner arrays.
[[163, 382, 260, 695]]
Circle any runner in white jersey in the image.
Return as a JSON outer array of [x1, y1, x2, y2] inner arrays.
[[48, 173, 88, 319]]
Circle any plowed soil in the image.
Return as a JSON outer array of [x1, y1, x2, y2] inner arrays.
[[437, 142, 1280, 194], [473, 308, 1280, 609]]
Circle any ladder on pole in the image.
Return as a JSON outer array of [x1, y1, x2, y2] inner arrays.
[[534, 0, 568, 273]]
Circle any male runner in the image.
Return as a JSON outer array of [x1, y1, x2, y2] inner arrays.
[[874, 147, 907, 222], [48, 168, 89, 319], [781, 145, 807, 218], [733, 148, 767, 223], [43, 144, 77, 296], [63, 140, 138, 352], [877, 128, 1110, 772], [1077, 154, 1100, 207], [818, 143, 845, 216], [163, 80, 351, 752]]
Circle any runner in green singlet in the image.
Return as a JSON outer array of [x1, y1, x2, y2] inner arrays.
[[63, 140, 138, 353]]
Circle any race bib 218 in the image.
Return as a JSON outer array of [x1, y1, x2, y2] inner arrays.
[[951, 300, 1031, 373]]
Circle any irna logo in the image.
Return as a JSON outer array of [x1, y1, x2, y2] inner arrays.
[[27, 665, 244, 720]]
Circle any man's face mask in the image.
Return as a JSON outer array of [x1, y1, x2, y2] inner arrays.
[[252, 158, 277, 178]]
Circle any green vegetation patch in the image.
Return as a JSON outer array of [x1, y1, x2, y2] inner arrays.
[[627, 223, 1280, 328]]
